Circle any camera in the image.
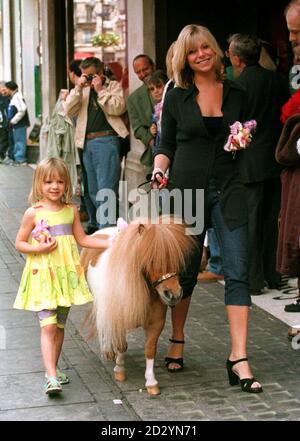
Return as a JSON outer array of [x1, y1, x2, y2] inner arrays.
[[85, 74, 95, 83]]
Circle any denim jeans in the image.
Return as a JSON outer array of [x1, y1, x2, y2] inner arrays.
[[181, 183, 251, 306], [207, 227, 223, 275], [12, 126, 27, 163], [210, 201, 251, 306], [83, 135, 120, 229]]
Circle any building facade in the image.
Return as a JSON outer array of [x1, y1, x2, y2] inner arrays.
[[0, 0, 292, 187]]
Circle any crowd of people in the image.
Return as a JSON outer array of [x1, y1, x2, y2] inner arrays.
[[3, 0, 300, 396]]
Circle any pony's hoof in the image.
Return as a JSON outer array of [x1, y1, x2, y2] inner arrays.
[[146, 385, 161, 395], [114, 371, 126, 382]]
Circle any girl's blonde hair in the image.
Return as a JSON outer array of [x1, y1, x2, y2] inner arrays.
[[173, 24, 224, 89], [28, 157, 73, 205]]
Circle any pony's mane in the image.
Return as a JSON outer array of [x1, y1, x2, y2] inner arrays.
[[96, 218, 197, 352]]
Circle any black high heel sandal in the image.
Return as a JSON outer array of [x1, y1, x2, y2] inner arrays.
[[226, 358, 263, 393], [165, 338, 185, 372]]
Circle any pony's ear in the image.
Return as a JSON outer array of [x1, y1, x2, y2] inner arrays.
[[117, 217, 128, 231], [138, 224, 145, 235]]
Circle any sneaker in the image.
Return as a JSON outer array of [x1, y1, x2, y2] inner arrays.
[[45, 369, 70, 385], [288, 278, 298, 289], [44, 376, 62, 395], [56, 369, 70, 385], [284, 298, 300, 312], [2, 158, 14, 165]]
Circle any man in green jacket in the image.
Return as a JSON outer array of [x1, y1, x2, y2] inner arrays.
[[127, 54, 155, 165]]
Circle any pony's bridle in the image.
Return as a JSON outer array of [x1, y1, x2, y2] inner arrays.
[[152, 272, 177, 289]]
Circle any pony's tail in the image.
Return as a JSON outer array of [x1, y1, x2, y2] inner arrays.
[[87, 258, 124, 357], [81, 305, 98, 341], [94, 291, 128, 357]]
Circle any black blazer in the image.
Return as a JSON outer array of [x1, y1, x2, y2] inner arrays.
[[235, 65, 289, 183], [156, 80, 248, 230]]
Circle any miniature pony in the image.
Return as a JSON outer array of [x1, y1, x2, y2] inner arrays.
[[80, 218, 196, 395]]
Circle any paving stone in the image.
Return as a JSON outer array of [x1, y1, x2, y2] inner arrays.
[[255, 411, 277, 420], [0, 347, 44, 375], [3, 326, 40, 350], [78, 373, 112, 394], [0, 280, 19, 294], [248, 403, 271, 411], [269, 391, 292, 399], [0, 310, 37, 328], [166, 392, 192, 401], [207, 398, 228, 406], [0, 402, 106, 421], [216, 406, 238, 415], [181, 410, 205, 419], [0, 370, 94, 411], [0, 293, 16, 309], [278, 399, 300, 405], [221, 415, 247, 421], [0, 268, 15, 278]]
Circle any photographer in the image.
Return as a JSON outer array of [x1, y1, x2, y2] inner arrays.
[[65, 57, 128, 230]]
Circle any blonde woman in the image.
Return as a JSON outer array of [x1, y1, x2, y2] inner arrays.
[[152, 24, 262, 393]]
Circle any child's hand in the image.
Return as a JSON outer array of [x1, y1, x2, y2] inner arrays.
[[150, 123, 157, 136], [35, 236, 58, 254]]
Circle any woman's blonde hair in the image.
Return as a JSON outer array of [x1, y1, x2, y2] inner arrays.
[[28, 157, 73, 205], [166, 41, 177, 79], [173, 24, 224, 89]]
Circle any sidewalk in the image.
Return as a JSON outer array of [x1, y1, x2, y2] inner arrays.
[[0, 164, 300, 421]]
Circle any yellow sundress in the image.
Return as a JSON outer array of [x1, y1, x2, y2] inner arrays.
[[14, 205, 93, 311]]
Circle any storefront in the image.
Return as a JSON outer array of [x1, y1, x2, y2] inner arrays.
[[0, 0, 293, 179]]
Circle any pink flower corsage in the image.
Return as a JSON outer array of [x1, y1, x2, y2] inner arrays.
[[32, 219, 51, 241], [224, 120, 257, 152]]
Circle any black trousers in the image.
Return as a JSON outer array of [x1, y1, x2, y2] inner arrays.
[[244, 178, 281, 290]]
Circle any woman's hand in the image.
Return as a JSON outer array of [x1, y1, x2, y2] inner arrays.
[[151, 167, 168, 189]]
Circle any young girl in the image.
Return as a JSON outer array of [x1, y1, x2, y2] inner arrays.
[[14, 157, 110, 395], [146, 70, 168, 158]]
